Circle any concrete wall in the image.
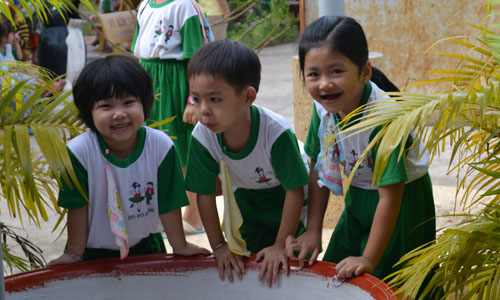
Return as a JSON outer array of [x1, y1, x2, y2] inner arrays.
[[302, 0, 487, 93]]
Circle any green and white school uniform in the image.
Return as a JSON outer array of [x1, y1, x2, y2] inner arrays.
[[58, 126, 189, 260], [132, 0, 205, 166], [304, 81, 436, 279], [0, 44, 17, 62], [185, 105, 310, 253]]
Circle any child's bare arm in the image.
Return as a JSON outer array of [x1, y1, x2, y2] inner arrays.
[[336, 182, 404, 278], [160, 208, 210, 256], [8, 32, 23, 61], [198, 193, 245, 282], [183, 103, 197, 124], [47, 206, 88, 266], [256, 186, 304, 285], [286, 160, 330, 269]]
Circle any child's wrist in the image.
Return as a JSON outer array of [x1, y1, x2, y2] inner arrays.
[[212, 240, 227, 252]]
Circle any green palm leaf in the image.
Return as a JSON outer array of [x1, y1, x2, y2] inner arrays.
[[324, 1, 500, 298]]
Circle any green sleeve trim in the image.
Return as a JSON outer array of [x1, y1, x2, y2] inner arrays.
[[57, 148, 89, 209], [185, 137, 219, 194], [157, 147, 189, 214], [271, 130, 310, 190], [12, 48, 18, 60], [131, 20, 139, 53], [370, 127, 409, 186], [180, 15, 205, 59], [304, 103, 321, 160]]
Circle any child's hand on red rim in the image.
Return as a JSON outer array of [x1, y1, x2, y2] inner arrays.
[[335, 256, 374, 278], [173, 242, 210, 256], [255, 244, 289, 286], [213, 243, 245, 282], [46, 253, 83, 267], [285, 230, 322, 270]]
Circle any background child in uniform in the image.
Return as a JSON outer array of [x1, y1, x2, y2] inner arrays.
[[0, 19, 22, 62], [286, 16, 436, 280], [48, 55, 209, 266], [131, 0, 210, 234], [185, 40, 310, 285]]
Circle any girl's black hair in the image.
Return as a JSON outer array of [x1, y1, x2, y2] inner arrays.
[[299, 15, 399, 93], [72, 55, 154, 131], [0, 20, 13, 38], [187, 39, 261, 94]]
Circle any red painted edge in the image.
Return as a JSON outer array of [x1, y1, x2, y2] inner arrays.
[[5, 254, 400, 299]]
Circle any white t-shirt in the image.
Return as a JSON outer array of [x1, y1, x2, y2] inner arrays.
[[58, 126, 188, 249], [132, 0, 205, 60]]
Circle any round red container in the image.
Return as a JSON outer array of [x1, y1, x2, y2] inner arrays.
[[5, 254, 399, 299]]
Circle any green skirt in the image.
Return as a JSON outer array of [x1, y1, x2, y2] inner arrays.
[[141, 58, 194, 166], [322, 173, 436, 279]]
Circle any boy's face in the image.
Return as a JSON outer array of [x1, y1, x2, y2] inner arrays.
[[91, 95, 144, 157], [189, 74, 254, 134]]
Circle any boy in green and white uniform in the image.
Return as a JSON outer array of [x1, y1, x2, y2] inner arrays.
[[185, 40, 310, 285]]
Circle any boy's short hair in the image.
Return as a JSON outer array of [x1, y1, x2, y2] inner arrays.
[[72, 55, 154, 131], [187, 39, 261, 94]]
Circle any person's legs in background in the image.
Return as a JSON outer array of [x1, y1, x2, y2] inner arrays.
[[182, 167, 204, 234], [206, 15, 227, 41]]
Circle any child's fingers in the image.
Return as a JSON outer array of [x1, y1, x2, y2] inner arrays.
[[196, 247, 211, 255], [230, 256, 244, 280], [225, 260, 235, 282], [282, 256, 289, 275], [217, 260, 226, 281], [308, 248, 320, 266], [255, 249, 265, 262], [258, 261, 267, 282], [354, 266, 365, 276], [296, 247, 310, 270], [285, 235, 296, 247], [235, 254, 246, 274], [269, 260, 281, 285]]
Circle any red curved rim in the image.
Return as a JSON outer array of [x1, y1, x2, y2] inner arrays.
[[5, 254, 399, 300]]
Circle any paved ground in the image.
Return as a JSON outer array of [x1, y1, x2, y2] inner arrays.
[[2, 42, 468, 274]]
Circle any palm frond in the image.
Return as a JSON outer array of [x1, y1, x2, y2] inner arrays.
[[386, 204, 500, 300], [1, 66, 86, 227], [325, 1, 500, 298]]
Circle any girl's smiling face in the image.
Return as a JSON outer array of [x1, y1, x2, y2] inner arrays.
[[304, 46, 371, 119], [91, 96, 144, 158]]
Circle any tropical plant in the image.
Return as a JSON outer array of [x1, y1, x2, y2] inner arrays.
[[328, 0, 500, 299], [225, 0, 298, 52], [1, 0, 95, 271]]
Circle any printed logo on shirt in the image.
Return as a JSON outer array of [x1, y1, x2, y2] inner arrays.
[[151, 20, 175, 45], [128, 181, 155, 219], [252, 167, 274, 185], [347, 149, 374, 175]]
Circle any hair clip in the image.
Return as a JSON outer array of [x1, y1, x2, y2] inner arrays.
[[327, 274, 345, 287]]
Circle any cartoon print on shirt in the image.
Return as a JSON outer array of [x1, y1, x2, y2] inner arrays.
[[165, 25, 174, 43], [153, 20, 163, 39], [347, 149, 364, 176], [145, 181, 154, 205], [347, 149, 374, 174], [253, 167, 273, 184], [129, 182, 145, 212]]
